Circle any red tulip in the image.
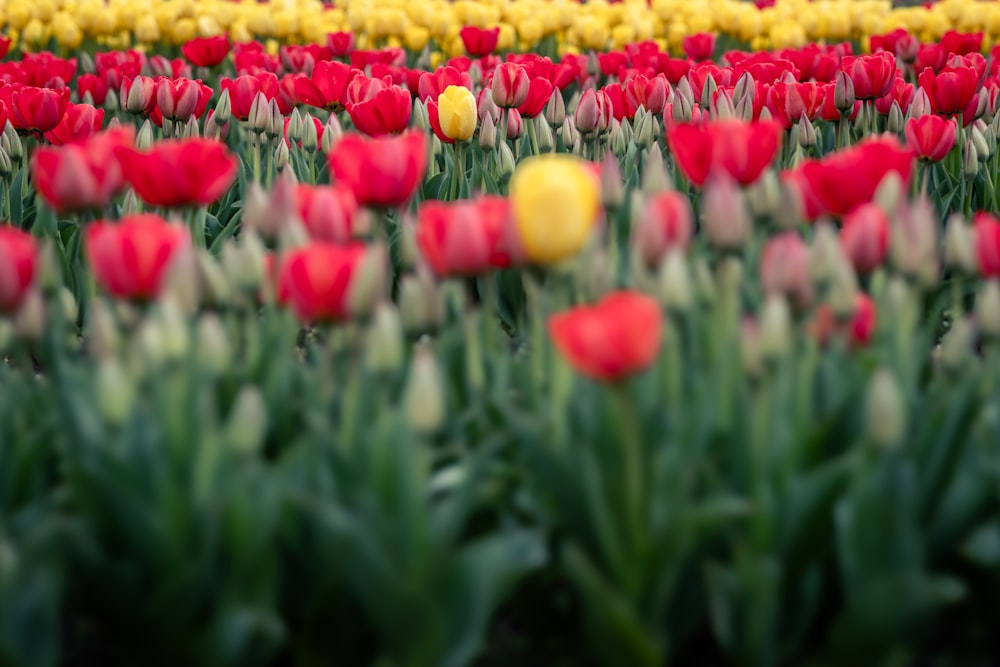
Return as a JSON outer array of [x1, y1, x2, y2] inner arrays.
[[9, 86, 70, 133], [768, 81, 825, 127], [280, 45, 316, 76], [85, 214, 189, 301], [760, 232, 813, 308], [905, 114, 957, 162], [917, 44, 948, 74], [491, 62, 530, 108], [0, 37, 11, 61], [940, 30, 983, 57], [293, 60, 356, 111], [116, 138, 238, 208], [147, 55, 191, 80], [918, 65, 980, 115], [155, 77, 213, 122], [818, 81, 861, 122], [460, 26, 500, 58], [624, 74, 669, 117], [276, 242, 370, 323], [574, 88, 613, 134], [811, 293, 877, 348], [326, 31, 355, 58], [343, 74, 393, 106], [631, 190, 694, 268], [43, 102, 104, 145], [329, 129, 428, 208], [841, 203, 890, 275], [666, 119, 783, 187], [0, 227, 37, 314], [32, 127, 133, 213], [974, 212, 1000, 278], [418, 66, 472, 103], [548, 291, 663, 382], [346, 85, 412, 136], [783, 135, 914, 219], [182, 35, 231, 68], [76, 73, 109, 106], [682, 33, 716, 61], [220, 72, 279, 120], [119, 75, 157, 116], [284, 114, 324, 149], [518, 78, 554, 119], [416, 195, 515, 276], [870, 29, 917, 60], [874, 74, 915, 115], [839, 52, 896, 100], [295, 185, 359, 243]]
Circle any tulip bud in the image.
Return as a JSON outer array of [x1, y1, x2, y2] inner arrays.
[[225, 386, 268, 456], [759, 294, 792, 361], [12, 289, 45, 342], [940, 316, 975, 370], [600, 153, 625, 208], [758, 106, 774, 122], [561, 117, 578, 150], [195, 313, 231, 375], [658, 249, 692, 312], [574, 89, 601, 135], [887, 101, 905, 134], [745, 169, 780, 219], [87, 299, 119, 360], [156, 297, 191, 362], [741, 317, 763, 378], [184, 116, 200, 139], [213, 89, 231, 125], [136, 119, 154, 150], [301, 113, 319, 151], [610, 121, 628, 156], [735, 73, 755, 104], [700, 177, 751, 251], [204, 112, 227, 141], [828, 256, 859, 320], [60, 287, 78, 326], [945, 213, 977, 274], [2, 122, 22, 162], [874, 171, 904, 217], [403, 343, 446, 436], [96, 359, 134, 427], [195, 249, 233, 308], [797, 115, 817, 148], [497, 141, 515, 181], [479, 111, 496, 149], [365, 302, 404, 373], [122, 77, 153, 115], [545, 90, 565, 128], [399, 270, 444, 335], [964, 138, 980, 177], [536, 117, 554, 152], [977, 279, 1000, 337], [641, 146, 672, 193], [273, 138, 290, 170], [983, 123, 997, 159], [412, 98, 430, 131], [971, 122, 989, 161], [634, 111, 655, 150], [321, 124, 339, 155], [346, 244, 386, 320], [287, 108, 303, 141], [478, 89, 500, 124], [506, 108, 523, 140], [835, 71, 855, 115], [809, 221, 843, 287], [165, 247, 200, 315], [121, 189, 141, 216], [907, 88, 931, 120], [891, 195, 940, 285], [735, 91, 755, 122], [865, 368, 906, 448], [0, 149, 11, 179], [249, 92, 271, 132], [699, 74, 718, 111], [974, 87, 989, 120], [693, 257, 716, 304]]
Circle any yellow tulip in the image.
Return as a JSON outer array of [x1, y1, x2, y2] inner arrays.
[[437, 85, 477, 142], [52, 12, 83, 49], [509, 155, 601, 266], [21, 18, 48, 48], [134, 14, 160, 42]]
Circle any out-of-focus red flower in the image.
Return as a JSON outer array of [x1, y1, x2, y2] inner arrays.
[[155, 77, 213, 122], [918, 65, 980, 115], [768, 81, 825, 127], [870, 29, 919, 62], [517, 77, 554, 118], [548, 291, 663, 382], [0, 227, 37, 314], [280, 44, 316, 76], [416, 195, 515, 276], [295, 185, 359, 243], [19, 52, 77, 88], [349, 47, 406, 70], [43, 102, 105, 145], [276, 242, 370, 323], [682, 33, 716, 62], [182, 35, 231, 68], [148, 55, 191, 80], [220, 72, 279, 120], [874, 74, 915, 115], [783, 135, 914, 219], [840, 52, 897, 100], [460, 26, 500, 57], [329, 129, 428, 208], [326, 31, 355, 58], [760, 232, 813, 308], [974, 212, 1000, 278], [631, 190, 694, 269], [283, 114, 324, 149], [624, 74, 669, 116], [597, 51, 629, 78], [8, 86, 70, 133], [841, 203, 890, 275], [76, 73, 109, 106], [116, 138, 239, 208], [818, 81, 861, 122], [418, 65, 473, 102], [32, 127, 133, 213], [666, 119, 783, 187], [916, 43, 948, 73], [491, 62, 530, 108], [85, 214, 189, 301], [346, 84, 412, 136], [293, 60, 356, 111], [811, 293, 877, 348], [0, 37, 11, 61], [940, 30, 983, 57], [95, 51, 142, 89], [905, 114, 957, 162], [343, 74, 393, 106]]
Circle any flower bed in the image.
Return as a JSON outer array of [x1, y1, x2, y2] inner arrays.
[[3, 2, 1000, 666]]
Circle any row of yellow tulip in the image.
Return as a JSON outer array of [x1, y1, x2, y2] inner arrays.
[[2, 0, 999, 56]]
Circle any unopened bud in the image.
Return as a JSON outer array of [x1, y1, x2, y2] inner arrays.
[[2, 122, 22, 161], [971, 122, 989, 161], [0, 149, 11, 179], [700, 177, 751, 251], [759, 294, 792, 361], [87, 299, 119, 360], [301, 114, 319, 151], [658, 249, 692, 312], [412, 99, 430, 131], [12, 289, 45, 341], [600, 154, 625, 208], [835, 71, 855, 114], [273, 138, 290, 170], [479, 111, 496, 149], [399, 270, 444, 335], [945, 213, 977, 274], [734, 72, 755, 105], [214, 89, 231, 125], [403, 344, 446, 435], [225, 386, 267, 456], [497, 141, 515, 181], [671, 93, 693, 124], [196, 250, 233, 308], [907, 88, 930, 120], [195, 313, 231, 375], [641, 146, 671, 193], [561, 117, 578, 150], [536, 117, 554, 152], [364, 302, 404, 373], [940, 316, 975, 371], [828, 257, 859, 319], [693, 257, 716, 304], [745, 169, 780, 218], [873, 171, 904, 217], [797, 114, 817, 148], [977, 279, 1000, 337], [96, 359, 135, 426], [346, 244, 386, 320], [287, 108, 303, 141], [865, 368, 906, 448], [964, 138, 980, 177], [809, 221, 843, 286], [136, 119, 154, 150], [545, 90, 566, 127], [633, 110, 654, 150], [700, 74, 718, 111], [887, 101, 905, 133], [741, 318, 763, 378]]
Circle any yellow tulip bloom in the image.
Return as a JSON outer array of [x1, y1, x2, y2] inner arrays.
[[437, 85, 477, 142]]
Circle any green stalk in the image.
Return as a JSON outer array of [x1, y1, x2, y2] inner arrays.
[[191, 206, 207, 249], [611, 384, 645, 558], [449, 141, 463, 201]]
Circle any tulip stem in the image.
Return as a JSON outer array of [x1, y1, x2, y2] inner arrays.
[[610, 384, 644, 557], [449, 142, 464, 200], [524, 272, 546, 393], [191, 206, 207, 249]]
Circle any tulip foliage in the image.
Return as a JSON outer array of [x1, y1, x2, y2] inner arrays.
[[5, 18, 1000, 667]]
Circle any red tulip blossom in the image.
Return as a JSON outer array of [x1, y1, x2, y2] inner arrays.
[[516, 77, 554, 118], [326, 32, 355, 58], [43, 102, 105, 145], [346, 84, 412, 136], [32, 126, 134, 213], [220, 72, 279, 120], [840, 203, 890, 275], [940, 30, 983, 57], [277, 242, 372, 323], [116, 138, 238, 208], [293, 60, 357, 111], [418, 66, 473, 102], [974, 212, 1000, 278], [85, 214, 189, 301], [182, 35, 231, 68], [491, 62, 530, 108], [460, 26, 500, 57], [76, 73, 109, 106], [918, 65, 980, 115], [8, 86, 70, 133], [155, 77, 213, 122], [416, 195, 516, 276], [119, 75, 158, 116], [811, 293, 877, 348], [839, 52, 897, 100], [874, 74, 915, 115], [760, 232, 813, 308], [666, 119, 784, 187], [682, 33, 716, 62], [0, 227, 38, 314], [342, 74, 393, 106], [769, 81, 825, 127], [574, 88, 613, 134], [624, 74, 669, 116], [329, 129, 428, 208], [548, 291, 663, 382], [631, 190, 694, 268], [905, 114, 957, 162], [295, 185, 359, 243]]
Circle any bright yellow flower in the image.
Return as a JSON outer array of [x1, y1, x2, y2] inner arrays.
[[21, 18, 49, 49], [8, 1, 32, 30], [52, 12, 82, 49], [437, 85, 477, 142], [171, 17, 197, 43], [134, 14, 160, 42], [510, 155, 601, 266]]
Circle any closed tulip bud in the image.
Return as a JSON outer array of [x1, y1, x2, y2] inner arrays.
[[828, 257, 859, 320], [399, 270, 444, 335], [545, 91, 565, 128], [891, 196, 939, 284], [321, 125, 339, 155], [759, 295, 792, 361], [267, 99, 284, 139], [365, 301, 404, 373], [658, 249, 693, 312], [506, 108, 523, 140], [672, 93, 693, 124], [479, 111, 496, 149], [874, 171, 904, 217], [701, 177, 750, 251], [971, 123, 989, 161], [974, 88, 989, 120], [12, 289, 44, 342], [96, 359, 134, 427], [940, 316, 975, 370], [809, 221, 843, 286], [977, 280, 1000, 337], [478, 90, 500, 124], [165, 247, 200, 315], [122, 77, 154, 115], [610, 121, 629, 156], [745, 170, 781, 219], [741, 317, 763, 378], [536, 117, 554, 152], [734, 74, 755, 103], [699, 74, 718, 111], [983, 124, 997, 158], [273, 138, 289, 170], [212, 90, 231, 125], [412, 98, 430, 131], [865, 368, 905, 448], [346, 244, 386, 320], [248, 91, 270, 132], [225, 386, 267, 456], [641, 147, 671, 193], [887, 101, 905, 133], [634, 111, 655, 150], [120, 189, 141, 216], [104, 90, 120, 113], [195, 249, 232, 307], [907, 88, 931, 120], [964, 139, 980, 176], [735, 92, 755, 122], [797, 115, 817, 148], [561, 117, 578, 150], [158, 297, 191, 362], [195, 313, 231, 375], [758, 105, 774, 122], [184, 117, 200, 139], [396, 217, 421, 271], [136, 119, 154, 150], [287, 108, 303, 142], [600, 153, 624, 208], [945, 213, 977, 273], [0, 149, 10, 179], [87, 299, 118, 360], [694, 257, 716, 304], [403, 343, 445, 436], [712, 89, 736, 121], [3, 123, 21, 162], [301, 113, 318, 151], [497, 141, 515, 181], [60, 287, 78, 326], [835, 71, 855, 115]]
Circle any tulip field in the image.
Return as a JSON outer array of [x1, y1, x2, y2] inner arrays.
[[7, 0, 1000, 665]]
